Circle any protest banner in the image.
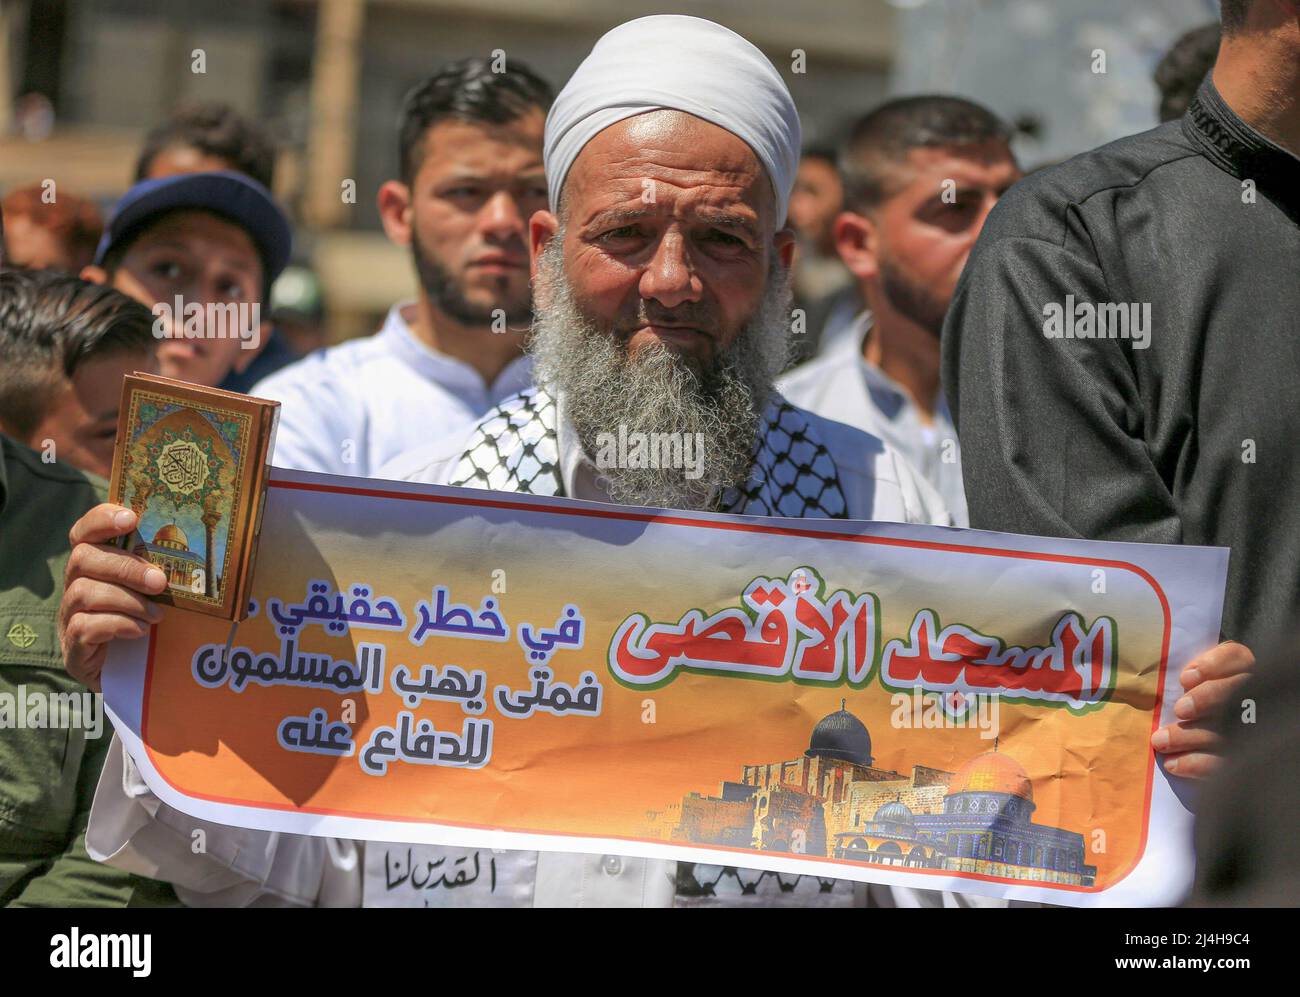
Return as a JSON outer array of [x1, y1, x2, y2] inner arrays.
[[103, 468, 1228, 905]]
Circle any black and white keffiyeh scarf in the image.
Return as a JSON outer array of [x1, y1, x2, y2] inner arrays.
[[448, 385, 848, 518]]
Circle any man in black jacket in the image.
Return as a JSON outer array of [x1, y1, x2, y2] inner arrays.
[[943, 0, 1298, 779]]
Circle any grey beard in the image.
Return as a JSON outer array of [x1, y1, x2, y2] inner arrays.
[[530, 235, 792, 511]]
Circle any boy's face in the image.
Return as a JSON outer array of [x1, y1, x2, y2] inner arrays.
[[26, 349, 159, 478], [87, 210, 266, 387]]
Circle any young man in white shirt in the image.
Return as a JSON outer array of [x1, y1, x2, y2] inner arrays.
[[779, 97, 1023, 527], [251, 59, 551, 477]]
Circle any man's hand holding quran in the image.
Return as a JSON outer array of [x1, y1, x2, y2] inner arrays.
[[59, 503, 167, 692]]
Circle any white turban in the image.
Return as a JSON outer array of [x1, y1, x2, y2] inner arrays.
[[544, 14, 801, 225]]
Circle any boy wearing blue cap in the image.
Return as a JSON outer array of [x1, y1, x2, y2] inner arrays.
[[81, 171, 292, 390]]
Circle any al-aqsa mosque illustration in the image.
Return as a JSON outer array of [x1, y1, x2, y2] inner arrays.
[[646, 701, 1097, 886], [137, 523, 208, 589]]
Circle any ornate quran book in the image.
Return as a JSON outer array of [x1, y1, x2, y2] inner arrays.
[[108, 373, 279, 621]]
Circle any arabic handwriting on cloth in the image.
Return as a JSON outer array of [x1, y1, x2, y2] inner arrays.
[[364, 846, 528, 908]]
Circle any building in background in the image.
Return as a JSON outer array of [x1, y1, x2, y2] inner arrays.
[[891, 0, 1221, 168], [1, 0, 895, 343], [3, 0, 1222, 344]]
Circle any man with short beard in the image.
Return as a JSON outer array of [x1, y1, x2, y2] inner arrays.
[[780, 97, 1023, 527], [251, 59, 552, 476]]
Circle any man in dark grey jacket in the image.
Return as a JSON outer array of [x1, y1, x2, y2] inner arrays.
[[943, 0, 1297, 779]]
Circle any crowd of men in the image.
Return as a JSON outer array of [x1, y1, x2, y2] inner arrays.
[[1, 0, 1296, 907]]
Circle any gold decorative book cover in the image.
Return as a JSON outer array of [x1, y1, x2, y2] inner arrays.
[[108, 373, 279, 621]]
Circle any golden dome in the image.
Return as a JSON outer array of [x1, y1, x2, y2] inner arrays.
[[153, 524, 190, 548], [947, 751, 1033, 801]]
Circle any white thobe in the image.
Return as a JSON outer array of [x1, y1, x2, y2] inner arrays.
[[251, 302, 532, 477], [779, 314, 969, 527]]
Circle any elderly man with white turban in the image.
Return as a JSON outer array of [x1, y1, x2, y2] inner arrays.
[[386, 15, 947, 524], [63, 16, 993, 908]]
